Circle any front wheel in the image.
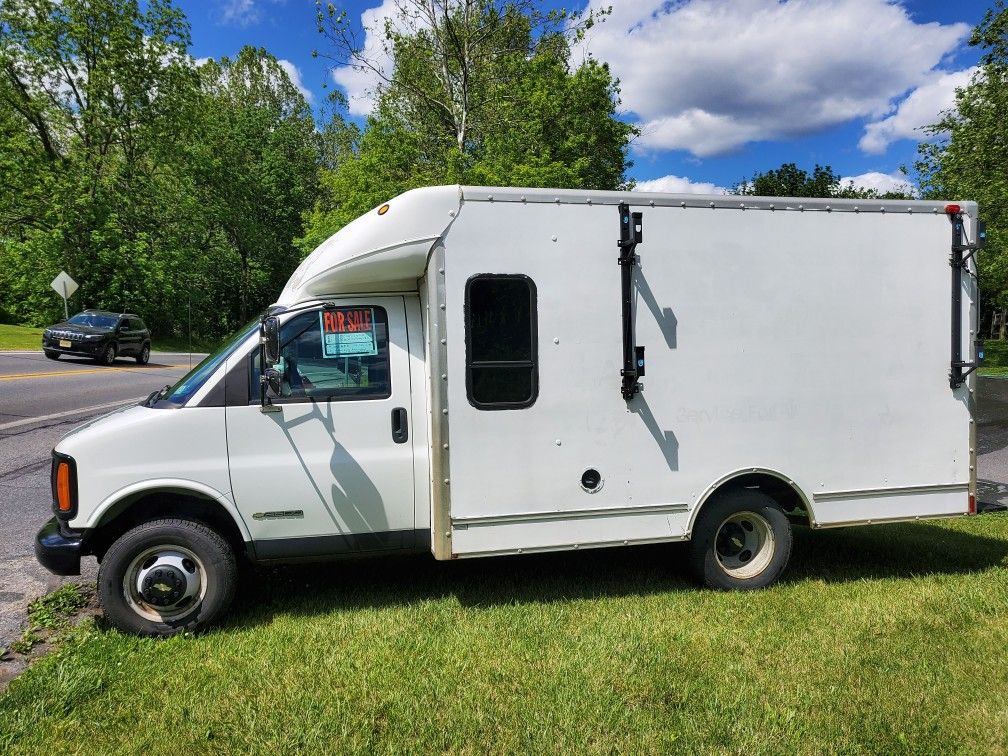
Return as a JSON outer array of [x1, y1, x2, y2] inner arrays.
[[97, 343, 117, 365], [98, 518, 237, 635], [688, 489, 792, 590], [44, 350, 59, 360]]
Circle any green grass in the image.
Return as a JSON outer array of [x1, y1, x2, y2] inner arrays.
[[0, 323, 216, 353], [3, 516, 1008, 753], [9, 584, 91, 655], [0, 324, 43, 350], [981, 339, 1008, 377]]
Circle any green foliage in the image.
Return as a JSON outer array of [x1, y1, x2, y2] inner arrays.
[[735, 162, 912, 199], [916, 1, 1008, 309], [301, 0, 636, 251], [0, 1, 323, 337], [10, 583, 91, 656]]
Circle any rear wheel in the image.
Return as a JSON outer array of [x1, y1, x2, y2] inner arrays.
[[44, 350, 59, 360], [98, 518, 237, 635], [689, 489, 792, 590], [97, 343, 117, 365], [136, 342, 150, 365]]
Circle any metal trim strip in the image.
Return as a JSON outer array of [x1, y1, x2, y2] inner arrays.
[[813, 511, 969, 529], [452, 501, 689, 528], [459, 187, 977, 217], [454, 533, 689, 559], [429, 244, 453, 559], [812, 482, 969, 502]]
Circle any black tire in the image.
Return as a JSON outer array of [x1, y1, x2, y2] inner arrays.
[[97, 342, 117, 365], [688, 489, 792, 590], [136, 342, 150, 365], [98, 518, 237, 636], [44, 350, 59, 360]]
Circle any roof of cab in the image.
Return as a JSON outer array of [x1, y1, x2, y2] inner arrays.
[[276, 185, 462, 305]]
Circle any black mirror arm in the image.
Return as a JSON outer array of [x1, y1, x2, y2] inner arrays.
[[259, 316, 281, 413]]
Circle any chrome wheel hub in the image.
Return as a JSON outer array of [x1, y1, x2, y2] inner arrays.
[[124, 546, 205, 621]]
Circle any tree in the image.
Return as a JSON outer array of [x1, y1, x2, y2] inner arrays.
[[0, 2, 326, 337], [301, 0, 635, 251], [917, 1, 1008, 314], [0, 0, 197, 326], [191, 48, 322, 326], [735, 163, 912, 199]]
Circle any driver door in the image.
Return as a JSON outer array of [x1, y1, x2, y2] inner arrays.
[[224, 297, 416, 558]]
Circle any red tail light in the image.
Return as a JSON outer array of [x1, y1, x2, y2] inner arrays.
[[968, 494, 976, 515]]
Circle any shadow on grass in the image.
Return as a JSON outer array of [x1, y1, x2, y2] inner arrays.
[[222, 517, 1008, 629]]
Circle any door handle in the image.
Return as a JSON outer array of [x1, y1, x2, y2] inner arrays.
[[391, 407, 408, 443]]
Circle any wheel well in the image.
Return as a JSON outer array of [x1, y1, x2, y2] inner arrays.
[[85, 491, 248, 561], [699, 473, 812, 527]]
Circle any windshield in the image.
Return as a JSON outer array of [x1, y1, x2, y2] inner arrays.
[[67, 313, 118, 329], [157, 318, 260, 406]]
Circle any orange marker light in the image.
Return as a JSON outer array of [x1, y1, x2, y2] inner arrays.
[[56, 461, 72, 512], [377, 204, 390, 216]]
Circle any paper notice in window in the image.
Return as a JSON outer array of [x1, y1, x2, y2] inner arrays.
[[320, 309, 378, 358]]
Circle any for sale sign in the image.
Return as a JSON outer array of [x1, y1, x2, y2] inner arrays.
[[319, 308, 378, 358]]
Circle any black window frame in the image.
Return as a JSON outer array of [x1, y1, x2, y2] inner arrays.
[[246, 305, 393, 405], [464, 274, 538, 410]]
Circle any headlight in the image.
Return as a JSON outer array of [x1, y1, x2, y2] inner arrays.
[[83, 334, 102, 340]]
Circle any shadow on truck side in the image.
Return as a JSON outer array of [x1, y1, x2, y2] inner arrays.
[[163, 517, 1008, 633]]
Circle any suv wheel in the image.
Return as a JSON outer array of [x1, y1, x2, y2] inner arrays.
[[44, 350, 60, 360], [98, 343, 116, 365], [98, 518, 237, 636], [688, 489, 792, 590], [136, 343, 150, 365]]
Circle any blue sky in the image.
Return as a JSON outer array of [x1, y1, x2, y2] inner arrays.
[[176, 0, 994, 194]]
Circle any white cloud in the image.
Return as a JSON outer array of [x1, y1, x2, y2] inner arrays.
[[841, 171, 914, 195], [859, 67, 976, 153], [574, 0, 969, 157], [221, 0, 258, 27], [278, 59, 314, 102], [331, 0, 406, 116], [633, 174, 728, 195]]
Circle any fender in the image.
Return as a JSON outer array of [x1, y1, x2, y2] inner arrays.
[[687, 467, 817, 536], [86, 478, 253, 542]]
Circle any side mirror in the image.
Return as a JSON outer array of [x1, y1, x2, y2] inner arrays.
[[264, 367, 282, 396], [262, 316, 280, 366]]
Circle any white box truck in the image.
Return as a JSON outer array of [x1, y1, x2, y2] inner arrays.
[[36, 186, 985, 635]]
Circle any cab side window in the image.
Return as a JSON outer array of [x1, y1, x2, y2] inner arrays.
[[465, 275, 538, 409], [250, 307, 391, 402]]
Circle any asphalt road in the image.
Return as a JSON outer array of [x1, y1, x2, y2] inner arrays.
[[0, 351, 202, 645], [1, 356, 1008, 647]]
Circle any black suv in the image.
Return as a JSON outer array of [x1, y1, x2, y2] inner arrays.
[[43, 310, 151, 365]]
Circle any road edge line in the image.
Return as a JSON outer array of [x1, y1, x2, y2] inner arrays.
[[0, 397, 145, 432]]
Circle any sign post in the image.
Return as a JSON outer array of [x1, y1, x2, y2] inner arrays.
[[50, 271, 78, 320]]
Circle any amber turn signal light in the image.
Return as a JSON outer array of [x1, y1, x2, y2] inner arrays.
[[56, 461, 72, 513]]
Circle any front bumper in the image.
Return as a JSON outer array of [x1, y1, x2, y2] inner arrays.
[[35, 517, 83, 576], [43, 336, 105, 356]]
